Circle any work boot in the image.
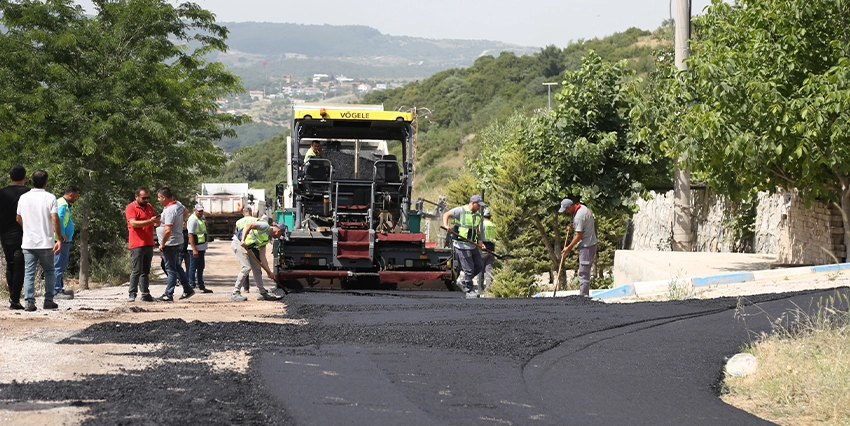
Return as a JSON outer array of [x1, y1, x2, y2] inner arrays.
[[257, 291, 281, 301], [43, 300, 59, 310], [9, 301, 24, 310], [24, 301, 36, 312], [231, 291, 247, 302], [54, 290, 74, 300]]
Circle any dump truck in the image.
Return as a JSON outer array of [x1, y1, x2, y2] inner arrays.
[[197, 183, 266, 240], [272, 104, 453, 290]]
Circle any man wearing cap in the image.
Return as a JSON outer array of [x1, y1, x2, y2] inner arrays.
[[558, 198, 597, 297], [442, 195, 487, 298], [187, 204, 212, 293]]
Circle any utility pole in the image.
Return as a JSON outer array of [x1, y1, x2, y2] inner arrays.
[[672, 0, 693, 251], [542, 82, 558, 111]]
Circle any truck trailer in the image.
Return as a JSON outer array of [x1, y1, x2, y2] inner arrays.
[[197, 183, 266, 240], [273, 104, 453, 290]]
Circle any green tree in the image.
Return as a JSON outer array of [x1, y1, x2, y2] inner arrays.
[[472, 52, 669, 287], [635, 0, 850, 259], [0, 0, 248, 288]]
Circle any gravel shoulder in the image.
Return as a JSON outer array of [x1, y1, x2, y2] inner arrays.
[[0, 240, 293, 425]]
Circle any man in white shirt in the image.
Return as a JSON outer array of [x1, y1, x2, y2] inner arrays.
[[16, 170, 62, 311]]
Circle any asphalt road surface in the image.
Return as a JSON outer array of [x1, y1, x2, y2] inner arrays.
[[2, 287, 847, 426]]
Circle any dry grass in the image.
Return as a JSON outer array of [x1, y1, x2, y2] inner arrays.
[[723, 294, 850, 425]]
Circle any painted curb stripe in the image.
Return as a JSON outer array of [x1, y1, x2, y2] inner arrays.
[[811, 263, 850, 273], [592, 285, 634, 299], [692, 272, 754, 287]]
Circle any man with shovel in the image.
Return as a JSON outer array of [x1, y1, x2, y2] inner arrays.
[[442, 195, 487, 299], [558, 198, 597, 297], [231, 220, 284, 302]]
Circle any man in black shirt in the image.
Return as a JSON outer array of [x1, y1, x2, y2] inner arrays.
[[0, 165, 30, 310]]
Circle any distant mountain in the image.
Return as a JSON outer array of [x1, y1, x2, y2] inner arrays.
[[213, 22, 540, 81]]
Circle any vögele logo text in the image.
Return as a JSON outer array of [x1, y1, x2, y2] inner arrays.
[[340, 111, 370, 119]]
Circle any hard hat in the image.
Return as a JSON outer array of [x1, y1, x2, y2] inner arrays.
[[483, 208, 491, 218]]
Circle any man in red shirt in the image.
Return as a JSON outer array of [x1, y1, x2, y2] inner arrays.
[[125, 187, 160, 302]]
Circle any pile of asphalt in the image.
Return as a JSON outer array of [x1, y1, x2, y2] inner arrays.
[[0, 289, 845, 425], [323, 150, 376, 181]]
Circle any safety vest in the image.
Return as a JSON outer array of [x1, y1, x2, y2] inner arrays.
[[304, 147, 320, 162], [189, 213, 207, 245], [483, 220, 496, 242], [54, 197, 72, 241], [57, 197, 71, 228], [457, 205, 482, 243], [245, 224, 270, 248], [235, 216, 258, 236]]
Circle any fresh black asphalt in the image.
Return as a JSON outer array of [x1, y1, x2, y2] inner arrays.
[[2, 286, 847, 425]]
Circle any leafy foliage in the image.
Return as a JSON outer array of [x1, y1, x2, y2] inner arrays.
[[466, 53, 670, 293], [633, 0, 850, 259], [0, 0, 247, 286]]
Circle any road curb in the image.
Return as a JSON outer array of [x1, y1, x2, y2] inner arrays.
[[590, 262, 850, 300]]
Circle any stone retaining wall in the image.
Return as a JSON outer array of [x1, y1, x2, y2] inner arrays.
[[627, 188, 846, 265]]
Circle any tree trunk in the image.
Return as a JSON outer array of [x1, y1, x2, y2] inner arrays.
[[532, 214, 558, 266], [552, 212, 562, 254], [841, 188, 850, 262], [77, 201, 92, 290]]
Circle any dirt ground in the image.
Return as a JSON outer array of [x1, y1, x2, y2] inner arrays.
[[0, 240, 298, 425]]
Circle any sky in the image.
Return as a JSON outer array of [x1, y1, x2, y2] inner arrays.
[[72, 0, 716, 48]]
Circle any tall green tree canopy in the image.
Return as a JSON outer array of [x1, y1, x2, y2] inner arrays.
[[471, 51, 670, 275], [633, 0, 850, 259], [0, 0, 248, 286]]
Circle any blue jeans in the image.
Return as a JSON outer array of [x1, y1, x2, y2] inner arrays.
[[23, 248, 55, 303], [188, 250, 206, 289], [162, 245, 190, 296], [53, 240, 71, 294]]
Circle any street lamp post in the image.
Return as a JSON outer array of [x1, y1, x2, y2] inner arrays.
[[542, 82, 558, 111]]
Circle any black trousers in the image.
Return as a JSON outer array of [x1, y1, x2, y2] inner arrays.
[[2, 243, 25, 304], [129, 246, 154, 297]]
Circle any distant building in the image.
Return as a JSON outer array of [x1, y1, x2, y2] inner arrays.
[[312, 74, 330, 84], [336, 75, 353, 83], [374, 83, 387, 91], [303, 87, 322, 96], [281, 74, 293, 83], [357, 83, 371, 92], [248, 90, 264, 100]]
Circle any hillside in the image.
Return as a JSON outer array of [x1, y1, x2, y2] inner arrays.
[[215, 25, 674, 200], [212, 22, 539, 87]]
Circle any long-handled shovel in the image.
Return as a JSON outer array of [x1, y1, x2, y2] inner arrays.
[[440, 226, 515, 260], [554, 239, 570, 297], [245, 248, 290, 295], [554, 226, 574, 297]]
